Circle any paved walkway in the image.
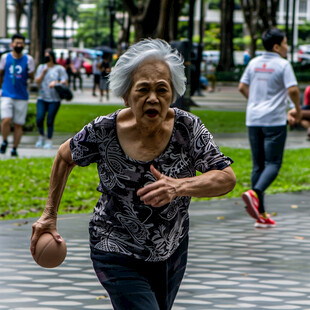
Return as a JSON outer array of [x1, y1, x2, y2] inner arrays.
[[1, 191, 310, 309]]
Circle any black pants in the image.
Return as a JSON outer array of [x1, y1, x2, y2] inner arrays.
[[248, 125, 286, 208], [91, 235, 188, 310], [73, 71, 83, 90]]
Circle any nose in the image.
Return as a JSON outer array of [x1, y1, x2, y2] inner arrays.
[[147, 91, 158, 104]]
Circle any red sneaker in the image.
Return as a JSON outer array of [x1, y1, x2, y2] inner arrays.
[[254, 215, 276, 228], [242, 190, 260, 220]]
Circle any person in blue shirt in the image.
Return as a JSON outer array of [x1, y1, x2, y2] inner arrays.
[[0, 34, 35, 156]]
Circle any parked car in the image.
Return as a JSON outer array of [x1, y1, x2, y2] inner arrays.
[[54, 48, 102, 76], [298, 45, 310, 64], [202, 50, 220, 64]]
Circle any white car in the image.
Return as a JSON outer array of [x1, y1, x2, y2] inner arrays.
[[298, 45, 310, 63], [202, 50, 220, 64]]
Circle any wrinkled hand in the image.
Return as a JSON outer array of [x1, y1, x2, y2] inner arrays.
[[30, 210, 63, 255], [137, 165, 180, 207]]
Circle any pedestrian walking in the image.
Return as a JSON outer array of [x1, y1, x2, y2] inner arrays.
[[72, 52, 83, 92], [31, 39, 236, 310], [239, 28, 302, 228], [0, 33, 35, 157], [92, 54, 101, 97], [99, 54, 111, 102], [65, 50, 73, 89], [57, 52, 67, 68], [34, 48, 68, 149]]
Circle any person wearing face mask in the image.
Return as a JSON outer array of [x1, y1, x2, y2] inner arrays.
[[34, 48, 68, 149], [0, 33, 35, 157]]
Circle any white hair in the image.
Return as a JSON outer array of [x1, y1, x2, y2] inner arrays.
[[109, 39, 186, 103]]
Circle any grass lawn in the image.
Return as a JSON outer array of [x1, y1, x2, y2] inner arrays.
[[27, 103, 247, 134], [1, 147, 309, 220]]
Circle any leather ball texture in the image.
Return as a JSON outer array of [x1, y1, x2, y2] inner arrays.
[[32, 233, 67, 268]]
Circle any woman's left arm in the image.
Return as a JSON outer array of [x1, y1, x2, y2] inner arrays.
[[137, 165, 236, 208], [49, 66, 68, 88]]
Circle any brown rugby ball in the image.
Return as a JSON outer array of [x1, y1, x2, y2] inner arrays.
[[32, 233, 67, 268]]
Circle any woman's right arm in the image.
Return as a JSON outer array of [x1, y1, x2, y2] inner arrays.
[[30, 139, 76, 255], [35, 65, 48, 86]]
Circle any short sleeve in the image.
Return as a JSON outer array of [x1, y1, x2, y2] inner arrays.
[[0, 53, 7, 70], [58, 66, 68, 82], [70, 120, 101, 166], [27, 55, 35, 73], [35, 64, 44, 79], [191, 118, 233, 173], [283, 62, 298, 89]]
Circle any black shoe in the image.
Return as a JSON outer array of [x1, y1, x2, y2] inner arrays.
[[11, 148, 18, 157], [0, 141, 8, 154]]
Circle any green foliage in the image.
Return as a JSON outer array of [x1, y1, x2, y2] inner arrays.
[[75, 0, 120, 48], [203, 23, 221, 50], [298, 22, 310, 44], [54, 0, 80, 23]]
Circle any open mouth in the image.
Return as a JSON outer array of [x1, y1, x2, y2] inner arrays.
[[145, 109, 159, 118]]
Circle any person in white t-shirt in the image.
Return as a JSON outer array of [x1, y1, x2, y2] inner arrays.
[[238, 28, 301, 228]]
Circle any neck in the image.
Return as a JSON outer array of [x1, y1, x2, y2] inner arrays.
[[12, 51, 23, 59]]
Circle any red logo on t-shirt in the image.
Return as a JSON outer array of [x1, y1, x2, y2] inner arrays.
[[255, 63, 274, 73]]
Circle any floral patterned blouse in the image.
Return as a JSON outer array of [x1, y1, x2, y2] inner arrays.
[[70, 108, 233, 262]]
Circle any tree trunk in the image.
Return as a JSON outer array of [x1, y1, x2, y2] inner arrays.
[[218, 0, 235, 71], [121, 0, 161, 42], [240, 0, 259, 58], [116, 11, 131, 53], [29, 0, 56, 66], [156, 0, 173, 41], [15, 0, 26, 34], [169, 0, 186, 41], [258, 0, 280, 33], [30, 0, 40, 65], [44, 0, 56, 49]]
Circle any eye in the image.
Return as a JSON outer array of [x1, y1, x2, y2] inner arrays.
[[137, 87, 148, 93], [157, 87, 168, 93]]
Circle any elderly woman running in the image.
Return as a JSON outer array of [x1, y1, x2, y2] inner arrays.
[[31, 39, 236, 310]]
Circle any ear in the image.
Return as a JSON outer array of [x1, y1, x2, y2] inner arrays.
[[272, 44, 280, 53], [123, 95, 130, 107]]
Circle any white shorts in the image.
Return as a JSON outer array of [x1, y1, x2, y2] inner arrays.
[[0, 97, 28, 125]]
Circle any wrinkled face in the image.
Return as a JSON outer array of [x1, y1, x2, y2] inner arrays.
[[125, 59, 173, 127], [274, 36, 288, 58]]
